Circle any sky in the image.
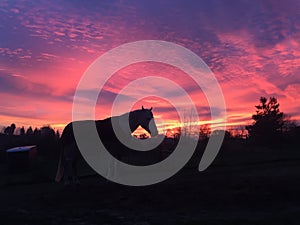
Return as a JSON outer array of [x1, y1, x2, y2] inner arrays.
[[0, 0, 300, 134]]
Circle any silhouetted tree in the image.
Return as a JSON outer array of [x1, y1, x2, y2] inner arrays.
[[9, 123, 16, 135], [4, 126, 10, 135], [26, 126, 33, 135], [166, 126, 181, 140], [246, 97, 287, 146], [199, 124, 211, 140], [40, 126, 55, 137], [20, 126, 25, 135], [33, 127, 40, 136], [139, 133, 149, 139], [3, 123, 16, 135], [38, 126, 58, 156]]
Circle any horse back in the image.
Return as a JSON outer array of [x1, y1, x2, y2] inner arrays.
[[61, 119, 118, 147]]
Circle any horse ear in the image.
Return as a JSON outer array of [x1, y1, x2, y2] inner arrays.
[[142, 106, 145, 110], [150, 107, 152, 111]]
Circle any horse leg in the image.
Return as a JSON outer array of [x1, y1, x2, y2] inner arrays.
[[63, 159, 72, 186], [55, 148, 65, 182], [63, 143, 79, 186], [72, 158, 80, 185], [106, 142, 119, 180]]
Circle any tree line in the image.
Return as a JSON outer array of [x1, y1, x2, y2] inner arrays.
[[1, 124, 60, 138], [1, 96, 299, 150]]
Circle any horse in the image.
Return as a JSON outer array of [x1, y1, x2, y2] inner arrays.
[[55, 106, 158, 185]]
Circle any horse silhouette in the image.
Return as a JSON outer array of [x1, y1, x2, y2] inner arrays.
[[55, 106, 158, 185]]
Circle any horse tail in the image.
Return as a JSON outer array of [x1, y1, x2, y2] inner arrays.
[[55, 139, 65, 182]]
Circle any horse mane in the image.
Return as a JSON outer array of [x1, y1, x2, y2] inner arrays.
[[97, 109, 142, 122]]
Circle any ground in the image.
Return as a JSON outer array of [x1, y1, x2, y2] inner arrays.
[[1, 146, 300, 225]]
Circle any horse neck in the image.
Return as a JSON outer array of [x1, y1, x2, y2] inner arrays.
[[120, 111, 139, 133], [130, 111, 141, 132]]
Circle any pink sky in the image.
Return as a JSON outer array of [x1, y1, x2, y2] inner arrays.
[[0, 0, 300, 134]]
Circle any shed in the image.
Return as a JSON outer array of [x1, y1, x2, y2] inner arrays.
[[6, 145, 37, 172]]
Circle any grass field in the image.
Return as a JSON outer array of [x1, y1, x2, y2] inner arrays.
[[0, 141, 300, 224]]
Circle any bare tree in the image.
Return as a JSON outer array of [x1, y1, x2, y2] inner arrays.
[[182, 109, 199, 138]]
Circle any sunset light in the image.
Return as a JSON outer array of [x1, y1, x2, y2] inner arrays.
[[2, 2, 300, 223]]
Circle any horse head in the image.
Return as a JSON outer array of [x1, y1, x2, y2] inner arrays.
[[136, 106, 158, 136]]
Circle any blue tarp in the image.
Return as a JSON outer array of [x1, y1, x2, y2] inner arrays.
[[6, 145, 36, 153]]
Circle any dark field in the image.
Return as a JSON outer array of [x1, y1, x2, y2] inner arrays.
[[1, 141, 300, 225]]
